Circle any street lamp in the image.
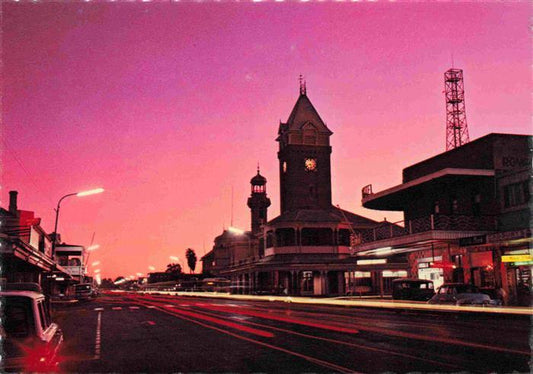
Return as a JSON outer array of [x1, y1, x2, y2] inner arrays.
[[52, 188, 104, 255]]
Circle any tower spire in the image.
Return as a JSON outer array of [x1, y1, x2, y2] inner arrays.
[[299, 74, 306, 96]]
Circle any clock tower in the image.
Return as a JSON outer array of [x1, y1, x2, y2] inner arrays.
[[277, 80, 333, 213]]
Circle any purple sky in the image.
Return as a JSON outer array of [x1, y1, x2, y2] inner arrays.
[[3, 2, 530, 279]]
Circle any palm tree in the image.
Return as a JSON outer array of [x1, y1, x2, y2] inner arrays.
[[185, 248, 197, 274]]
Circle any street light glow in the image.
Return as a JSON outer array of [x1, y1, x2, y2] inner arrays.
[[148, 266, 156, 271], [94, 269, 101, 273], [92, 261, 101, 266], [228, 226, 245, 235], [136, 272, 143, 277], [76, 188, 104, 197], [87, 244, 100, 251], [170, 256, 180, 262]]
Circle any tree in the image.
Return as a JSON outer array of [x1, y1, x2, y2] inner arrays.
[[100, 278, 116, 289], [185, 248, 197, 274], [165, 263, 182, 275]]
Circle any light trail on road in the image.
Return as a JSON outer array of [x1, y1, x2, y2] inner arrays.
[[132, 293, 530, 357], [128, 294, 360, 373], [125, 294, 477, 372], [139, 295, 463, 370]]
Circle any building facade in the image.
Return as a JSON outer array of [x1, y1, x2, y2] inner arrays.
[[355, 133, 532, 305], [0, 191, 71, 296], [202, 84, 408, 296]]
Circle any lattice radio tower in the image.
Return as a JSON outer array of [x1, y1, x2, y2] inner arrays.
[[444, 68, 470, 150]]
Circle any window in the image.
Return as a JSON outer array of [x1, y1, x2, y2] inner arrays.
[[303, 128, 317, 145], [301, 271, 313, 292], [275, 228, 296, 247], [504, 181, 530, 208], [38, 301, 50, 331], [338, 229, 351, 246], [472, 191, 481, 216], [450, 196, 459, 214], [301, 228, 333, 246], [4, 297, 32, 337]]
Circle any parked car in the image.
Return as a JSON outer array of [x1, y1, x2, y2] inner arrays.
[[428, 283, 500, 306], [74, 283, 94, 300], [392, 278, 435, 301], [0, 285, 63, 372]]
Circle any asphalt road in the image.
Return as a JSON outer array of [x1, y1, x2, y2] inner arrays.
[[53, 292, 531, 373]]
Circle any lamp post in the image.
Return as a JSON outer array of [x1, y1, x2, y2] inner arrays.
[[52, 188, 104, 255]]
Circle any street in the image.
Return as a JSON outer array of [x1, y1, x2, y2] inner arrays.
[[54, 292, 531, 373]]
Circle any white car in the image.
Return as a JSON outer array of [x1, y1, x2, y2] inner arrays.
[[428, 283, 500, 306], [1, 286, 63, 372]]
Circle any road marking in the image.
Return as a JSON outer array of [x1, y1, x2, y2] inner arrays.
[[112, 307, 122, 310], [164, 304, 175, 308], [129, 306, 139, 310], [146, 305, 156, 309], [147, 321, 155, 325], [94, 307, 104, 311], [93, 311, 102, 360]]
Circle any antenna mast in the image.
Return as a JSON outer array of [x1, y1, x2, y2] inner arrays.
[[444, 68, 470, 150]]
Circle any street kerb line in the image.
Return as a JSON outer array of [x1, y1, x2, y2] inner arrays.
[[130, 298, 360, 374], [93, 311, 102, 360]]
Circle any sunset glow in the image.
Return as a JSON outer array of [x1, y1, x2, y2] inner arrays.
[[3, 2, 530, 279]]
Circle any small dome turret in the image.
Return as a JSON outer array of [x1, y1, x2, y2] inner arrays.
[[251, 170, 267, 186]]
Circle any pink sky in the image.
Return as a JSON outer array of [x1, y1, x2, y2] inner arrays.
[[2, 2, 530, 279]]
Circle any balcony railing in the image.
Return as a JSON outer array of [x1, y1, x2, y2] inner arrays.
[[360, 214, 497, 244]]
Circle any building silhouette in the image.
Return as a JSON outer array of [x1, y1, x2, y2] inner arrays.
[[202, 83, 406, 296]]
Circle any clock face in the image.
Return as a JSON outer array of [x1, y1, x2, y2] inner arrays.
[[283, 161, 287, 173], [305, 158, 317, 171]]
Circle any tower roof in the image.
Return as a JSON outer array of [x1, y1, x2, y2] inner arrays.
[[250, 170, 267, 185], [279, 92, 333, 136]]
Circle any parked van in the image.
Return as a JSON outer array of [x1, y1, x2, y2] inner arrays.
[[392, 278, 435, 301]]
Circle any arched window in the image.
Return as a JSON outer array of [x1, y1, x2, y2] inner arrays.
[[303, 127, 317, 145]]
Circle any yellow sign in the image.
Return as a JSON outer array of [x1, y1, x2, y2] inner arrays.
[[502, 255, 532, 263]]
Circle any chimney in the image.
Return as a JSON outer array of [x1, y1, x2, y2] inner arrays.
[[9, 191, 18, 215]]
